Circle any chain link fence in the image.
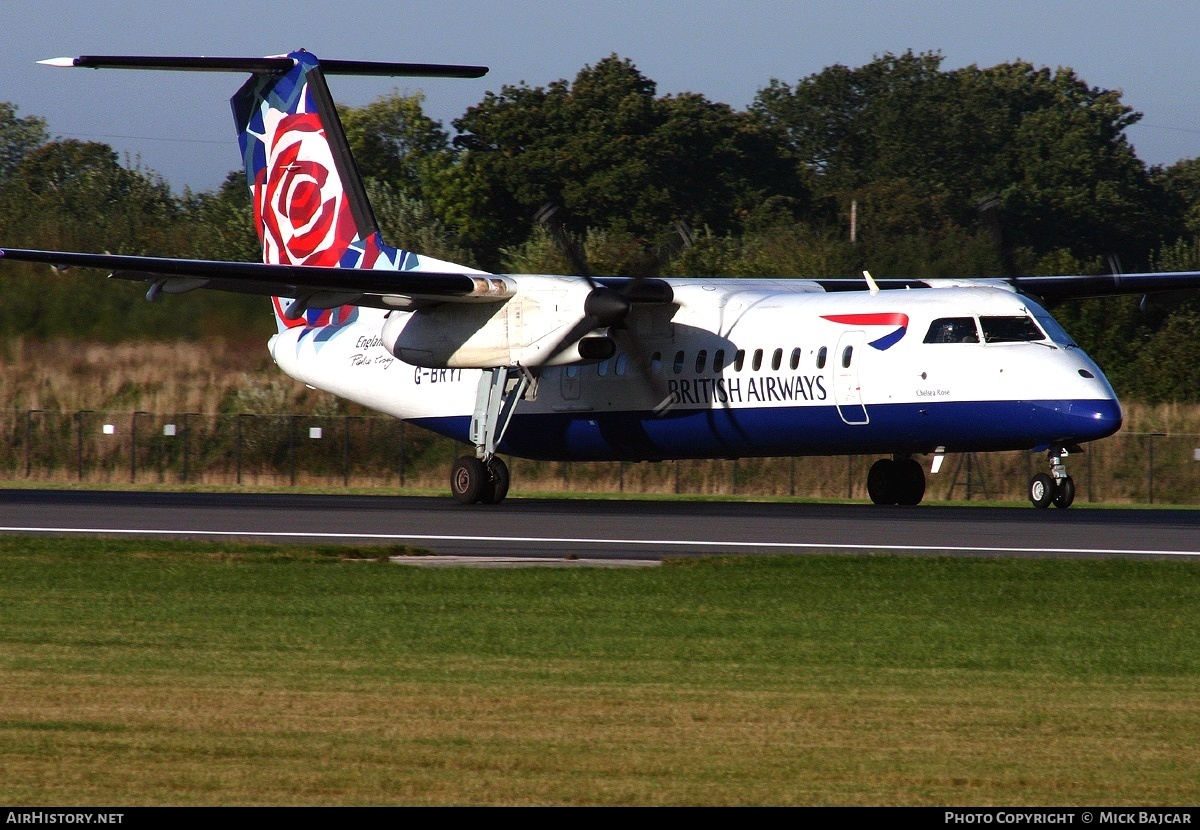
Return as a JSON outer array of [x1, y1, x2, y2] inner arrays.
[[1, 409, 1198, 503]]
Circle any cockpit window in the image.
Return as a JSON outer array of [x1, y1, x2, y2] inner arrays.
[[980, 316, 1046, 343], [924, 317, 979, 344], [1026, 300, 1078, 347]]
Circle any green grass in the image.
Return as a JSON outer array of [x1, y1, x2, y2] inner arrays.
[[1, 538, 1199, 805]]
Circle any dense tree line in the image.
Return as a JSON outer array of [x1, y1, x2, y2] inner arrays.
[[3, 51, 1200, 400]]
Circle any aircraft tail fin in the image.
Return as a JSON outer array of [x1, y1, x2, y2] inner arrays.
[[39, 51, 489, 333], [232, 52, 404, 331], [232, 51, 380, 273]]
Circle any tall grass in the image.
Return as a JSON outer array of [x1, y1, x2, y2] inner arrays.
[[0, 338, 1198, 502]]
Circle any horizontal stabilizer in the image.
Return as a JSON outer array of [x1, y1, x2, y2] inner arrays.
[[39, 54, 488, 78]]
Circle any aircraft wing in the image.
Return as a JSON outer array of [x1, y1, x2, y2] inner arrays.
[[1001, 272, 1200, 302], [811, 272, 1200, 302], [0, 248, 514, 311]]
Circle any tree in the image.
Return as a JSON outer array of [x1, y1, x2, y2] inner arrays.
[[1, 139, 177, 252], [440, 55, 804, 268], [180, 171, 261, 263], [1155, 157, 1200, 239], [753, 52, 1174, 270], [339, 91, 452, 201], [0, 102, 48, 187]]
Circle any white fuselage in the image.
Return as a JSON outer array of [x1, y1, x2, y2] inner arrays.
[[269, 279, 1121, 461]]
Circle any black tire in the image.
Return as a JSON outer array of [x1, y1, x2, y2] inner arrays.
[[867, 459, 898, 505], [1029, 473, 1055, 509], [1053, 475, 1075, 509], [895, 457, 926, 506], [450, 455, 487, 505], [480, 457, 510, 505]]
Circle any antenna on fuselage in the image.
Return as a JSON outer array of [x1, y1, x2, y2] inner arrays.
[[863, 270, 880, 295]]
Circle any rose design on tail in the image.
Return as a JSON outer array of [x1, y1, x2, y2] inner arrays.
[[253, 111, 357, 267]]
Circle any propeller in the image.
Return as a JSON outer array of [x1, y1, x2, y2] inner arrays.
[[534, 202, 676, 413]]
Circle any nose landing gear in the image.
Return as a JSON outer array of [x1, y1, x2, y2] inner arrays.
[[1029, 448, 1076, 509]]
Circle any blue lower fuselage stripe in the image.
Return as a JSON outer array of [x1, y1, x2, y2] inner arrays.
[[411, 398, 1122, 461]]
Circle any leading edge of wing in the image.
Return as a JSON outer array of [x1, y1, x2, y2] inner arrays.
[[1004, 272, 1200, 302], [0, 248, 514, 306]]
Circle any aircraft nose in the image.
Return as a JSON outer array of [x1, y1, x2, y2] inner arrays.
[[1068, 398, 1123, 442]]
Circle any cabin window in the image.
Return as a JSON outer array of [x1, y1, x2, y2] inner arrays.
[[980, 316, 1045, 343], [841, 345, 854, 368], [713, 349, 726, 373], [790, 348, 801, 370], [752, 349, 763, 371], [597, 359, 610, 377], [734, 349, 745, 371], [924, 317, 979, 344], [816, 347, 827, 369], [651, 351, 662, 373], [695, 350, 707, 373], [615, 353, 629, 375], [673, 350, 685, 374], [771, 348, 783, 371]]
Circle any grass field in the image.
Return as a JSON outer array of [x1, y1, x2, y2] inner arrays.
[[1, 538, 1199, 806]]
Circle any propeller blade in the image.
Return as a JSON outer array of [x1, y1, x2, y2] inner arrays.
[[535, 202, 593, 283]]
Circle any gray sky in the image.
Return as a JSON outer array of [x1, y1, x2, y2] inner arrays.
[[4, 0, 1200, 193]]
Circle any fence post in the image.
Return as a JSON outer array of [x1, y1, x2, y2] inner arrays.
[[1148, 433, 1166, 504], [181, 413, 190, 483], [76, 410, 91, 481], [236, 414, 244, 485], [397, 420, 405, 487], [343, 415, 352, 487], [25, 409, 39, 479], [1087, 446, 1093, 503], [289, 415, 297, 487], [130, 411, 144, 484]]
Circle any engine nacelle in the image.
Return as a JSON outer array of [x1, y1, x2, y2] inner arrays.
[[382, 275, 613, 368]]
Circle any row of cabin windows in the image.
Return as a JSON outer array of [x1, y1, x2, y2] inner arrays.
[[594, 346, 839, 378], [670, 346, 839, 374]]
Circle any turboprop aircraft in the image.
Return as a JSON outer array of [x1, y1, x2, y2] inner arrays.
[[3, 50, 1199, 508]]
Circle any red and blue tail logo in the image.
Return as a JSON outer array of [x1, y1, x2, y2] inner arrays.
[[821, 313, 909, 350], [232, 51, 415, 332]]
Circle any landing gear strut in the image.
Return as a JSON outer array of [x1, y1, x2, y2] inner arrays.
[[451, 367, 531, 505], [867, 456, 926, 505], [1028, 447, 1076, 509]]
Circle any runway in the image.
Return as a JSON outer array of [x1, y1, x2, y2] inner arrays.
[[0, 489, 1198, 561]]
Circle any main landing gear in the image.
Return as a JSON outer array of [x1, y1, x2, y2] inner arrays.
[[1028, 447, 1076, 509], [451, 455, 510, 505], [867, 456, 926, 505], [451, 366, 532, 505]]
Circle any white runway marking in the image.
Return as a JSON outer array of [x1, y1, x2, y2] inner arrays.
[[1, 525, 1199, 558]]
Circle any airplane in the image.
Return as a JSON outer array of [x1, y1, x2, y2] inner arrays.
[[3, 49, 1199, 509]]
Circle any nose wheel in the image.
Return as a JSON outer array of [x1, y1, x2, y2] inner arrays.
[[867, 456, 926, 505], [1029, 449, 1076, 509]]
